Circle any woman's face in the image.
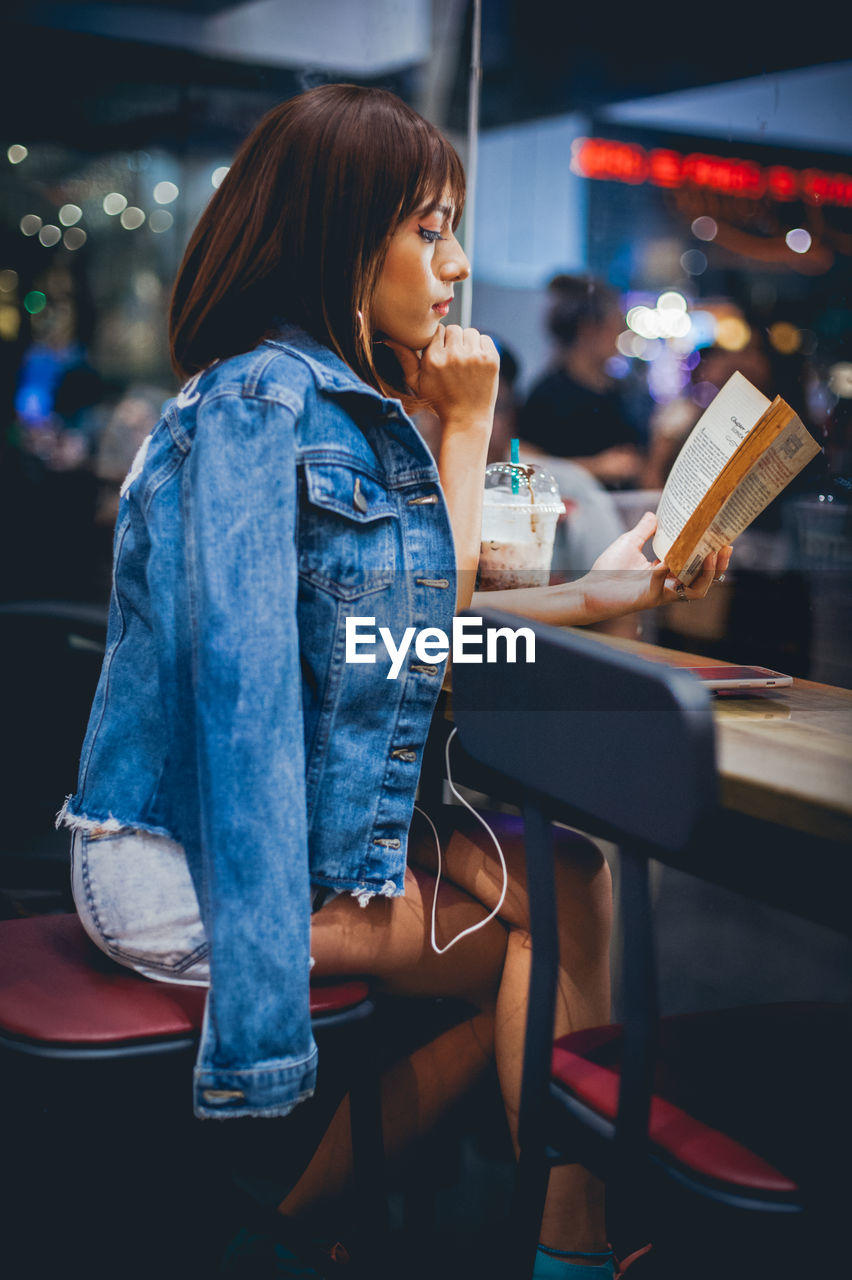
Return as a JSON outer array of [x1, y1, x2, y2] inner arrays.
[[371, 195, 470, 351]]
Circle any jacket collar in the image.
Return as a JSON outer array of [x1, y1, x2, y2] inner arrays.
[[265, 322, 389, 400]]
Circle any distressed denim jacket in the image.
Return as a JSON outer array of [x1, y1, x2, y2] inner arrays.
[[58, 324, 457, 1119]]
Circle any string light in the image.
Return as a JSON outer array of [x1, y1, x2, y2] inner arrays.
[[149, 209, 173, 233], [120, 207, 146, 230], [59, 204, 83, 226], [103, 193, 128, 215]]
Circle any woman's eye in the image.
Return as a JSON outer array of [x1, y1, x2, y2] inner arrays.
[[418, 225, 444, 244]]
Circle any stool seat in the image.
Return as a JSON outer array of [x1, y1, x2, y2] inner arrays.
[[552, 1002, 852, 1199], [0, 913, 370, 1049]]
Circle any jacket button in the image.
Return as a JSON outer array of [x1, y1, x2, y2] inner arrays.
[[391, 748, 417, 763]]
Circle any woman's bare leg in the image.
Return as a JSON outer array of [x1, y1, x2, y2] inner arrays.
[[279, 863, 507, 1216], [280, 810, 614, 1258], [408, 809, 613, 1254]]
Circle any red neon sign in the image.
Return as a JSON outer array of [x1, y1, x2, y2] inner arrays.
[[571, 138, 852, 208]]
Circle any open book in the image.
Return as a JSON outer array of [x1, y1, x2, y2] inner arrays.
[[653, 371, 821, 583]]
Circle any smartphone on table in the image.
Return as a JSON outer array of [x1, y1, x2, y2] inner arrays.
[[683, 665, 793, 691]]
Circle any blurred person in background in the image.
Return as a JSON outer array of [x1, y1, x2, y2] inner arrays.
[[518, 274, 643, 490]]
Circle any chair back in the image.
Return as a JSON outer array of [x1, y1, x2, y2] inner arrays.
[[451, 608, 717, 853]]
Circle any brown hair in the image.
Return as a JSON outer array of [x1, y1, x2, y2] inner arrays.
[[545, 274, 619, 349], [169, 84, 465, 393]]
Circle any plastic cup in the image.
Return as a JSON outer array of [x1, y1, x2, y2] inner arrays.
[[478, 462, 565, 590]]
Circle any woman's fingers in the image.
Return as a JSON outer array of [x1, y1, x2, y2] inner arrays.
[[628, 510, 657, 549], [685, 552, 719, 598], [418, 323, 499, 424]]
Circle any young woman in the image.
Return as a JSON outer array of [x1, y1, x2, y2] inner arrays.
[[59, 85, 729, 1278]]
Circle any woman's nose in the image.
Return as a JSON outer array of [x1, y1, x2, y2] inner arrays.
[[439, 238, 470, 283]]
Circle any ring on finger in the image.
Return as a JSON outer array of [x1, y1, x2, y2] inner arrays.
[[675, 582, 689, 603]]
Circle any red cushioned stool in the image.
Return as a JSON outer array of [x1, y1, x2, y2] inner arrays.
[[551, 1001, 851, 1211], [0, 913, 385, 1278]]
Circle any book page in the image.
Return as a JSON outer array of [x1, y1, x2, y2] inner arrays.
[[653, 371, 770, 560], [675, 415, 821, 578]]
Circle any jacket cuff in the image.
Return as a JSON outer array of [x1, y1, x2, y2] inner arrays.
[[193, 1042, 318, 1120]]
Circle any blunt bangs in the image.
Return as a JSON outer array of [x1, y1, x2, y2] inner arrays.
[[400, 127, 466, 232]]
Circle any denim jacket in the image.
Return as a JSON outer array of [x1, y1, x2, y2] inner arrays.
[[58, 325, 457, 1119]]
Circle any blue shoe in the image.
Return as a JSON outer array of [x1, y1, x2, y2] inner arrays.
[[220, 1225, 354, 1277]]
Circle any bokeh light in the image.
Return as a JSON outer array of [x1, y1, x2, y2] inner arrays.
[[693, 381, 720, 409], [785, 228, 812, 254], [659, 312, 692, 338], [24, 291, 47, 315], [20, 214, 42, 236], [680, 249, 707, 275], [149, 208, 174, 233], [633, 337, 663, 362], [768, 322, 801, 355], [0, 308, 20, 342], [691, 216, 717, 241], [626, 306, 660, 339], [38, 225, 61, 247], [120, 207, 146, 230], [656, 291, 687, 312], [211, 166, 229, 188], [103, 192, 128, 215], [715, 316, 751, 351], [7, 144, 28, 164], [605, 355, 630, 379], [828, 363, 852, 399], [63, 227, 87, 250], [0, 269, 19, 293], [153, 181, 179, 204], [59, 204, 83, 226], [688, 311, 717, 348]]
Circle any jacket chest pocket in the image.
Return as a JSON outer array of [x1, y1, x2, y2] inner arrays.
[[297, 460, 398, 599]]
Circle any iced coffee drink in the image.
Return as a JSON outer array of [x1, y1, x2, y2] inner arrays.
[[478, 462, 564, 590]]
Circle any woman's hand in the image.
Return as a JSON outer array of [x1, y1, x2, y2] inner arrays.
[[384, 325, 499, 433], [385, 325, 499, 614], [581, 511, 733, 623]]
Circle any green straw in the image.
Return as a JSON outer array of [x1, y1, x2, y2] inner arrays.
[[510, 437, 519, 494]]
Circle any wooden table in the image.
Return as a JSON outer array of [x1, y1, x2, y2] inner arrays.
[[582, 631, 852, 848], [433, 632, 852, 935]]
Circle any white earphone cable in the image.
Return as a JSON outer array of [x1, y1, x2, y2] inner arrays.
[[414, 726, 508, 955]]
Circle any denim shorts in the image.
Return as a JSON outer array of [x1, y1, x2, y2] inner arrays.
[[70, 827, 339, 987]]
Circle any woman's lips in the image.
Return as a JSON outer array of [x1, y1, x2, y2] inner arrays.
[[432, 301, 451, 316]]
